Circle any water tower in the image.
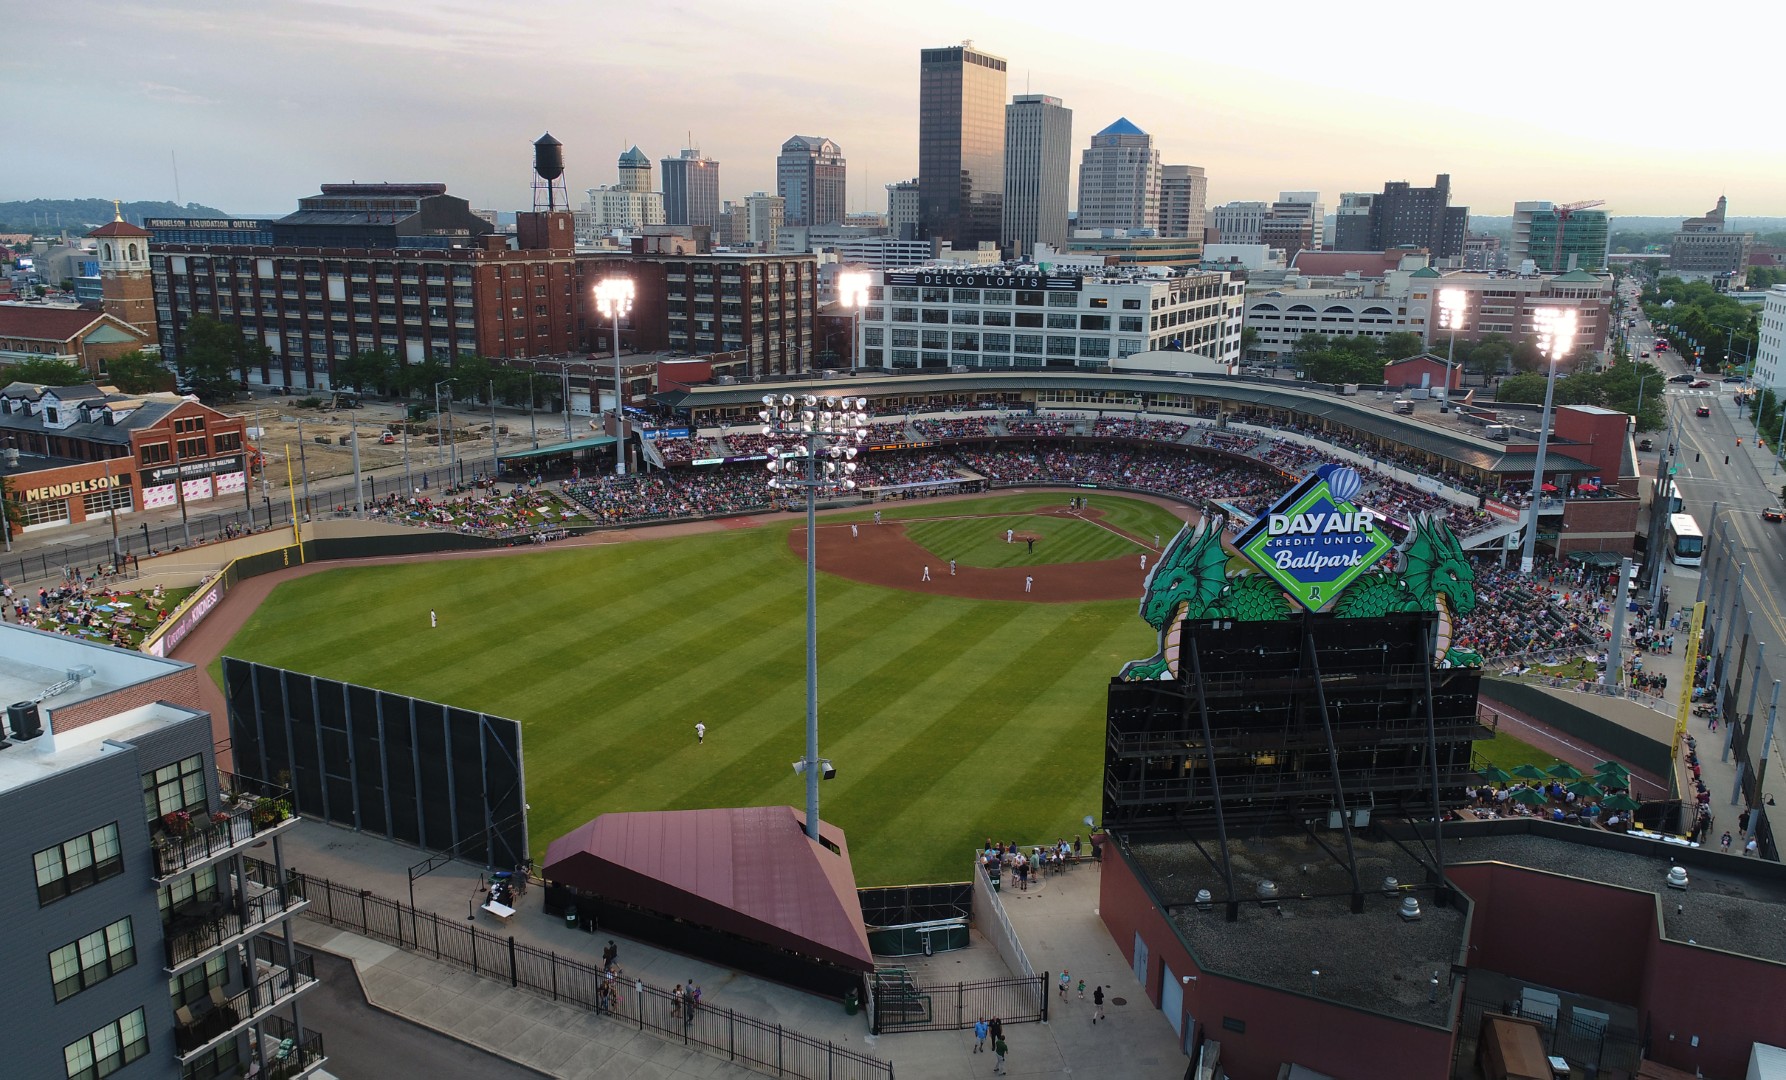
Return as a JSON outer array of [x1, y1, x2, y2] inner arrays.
[[532, 133, 568, 211]]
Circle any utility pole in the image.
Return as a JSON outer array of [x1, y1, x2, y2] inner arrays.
[[489, 379, 500, 479], [295, 417, 312, 520], [350, 414, 364, 516]]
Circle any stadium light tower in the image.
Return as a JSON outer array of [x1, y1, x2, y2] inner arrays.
[[1437, 288, 1468, 367], [836, 270, 872, 371], [761, 393, 870, 841], [1519, 306, 1579, 575], [595, 277, 635, 476]]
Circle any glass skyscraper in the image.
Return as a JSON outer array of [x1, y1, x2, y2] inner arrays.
[[918, 44, 1007, 249]]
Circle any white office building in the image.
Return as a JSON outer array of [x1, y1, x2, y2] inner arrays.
[[1754, 285, 1786, 394], [1209, 201, 1268, 245], [859, 263, 1242, 371], [1076, 118, 1160, 233]]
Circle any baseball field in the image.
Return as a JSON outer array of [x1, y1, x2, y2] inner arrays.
[[220, 492, 1187, 886]]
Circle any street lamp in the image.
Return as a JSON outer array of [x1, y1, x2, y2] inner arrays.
[[1519, 306, 1579, 574], [836, 270, 872, 372], [1437, 288, 1468, 368], [760, 393, 869, 841], [594, 277, 635, 477]]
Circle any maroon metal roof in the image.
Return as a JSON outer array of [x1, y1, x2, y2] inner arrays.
[[1290, 250, 1410, 277], [543, 806, 873, 972]]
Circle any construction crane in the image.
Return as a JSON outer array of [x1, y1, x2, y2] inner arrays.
[[1551, 199, 1606, 272]]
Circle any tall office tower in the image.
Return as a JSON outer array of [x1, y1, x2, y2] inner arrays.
[[1333, 192, 1375, 250], [1157, 165, 1207, 240], [662, 148, 721, 228], [777, 136, 847, 228], [918, 43, 1008, 248], [1076, 118, 1160, 232], [746, 192, 785, 250], [617, 146, 653, 193], [1368, 174, 1469, 260], [1260, 191, 1324, 259], [1002, 93, 1073, 259], [887, 179, 921, 241]]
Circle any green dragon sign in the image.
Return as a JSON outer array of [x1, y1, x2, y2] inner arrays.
[[1120, 467, 1481, 681]]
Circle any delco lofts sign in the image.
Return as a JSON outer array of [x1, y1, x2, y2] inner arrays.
[[24, 474, 129, 503], [1235, 464, 1394, 612]]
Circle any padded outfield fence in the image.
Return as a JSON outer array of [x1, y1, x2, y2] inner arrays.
[[247, 859, 894, 1080]]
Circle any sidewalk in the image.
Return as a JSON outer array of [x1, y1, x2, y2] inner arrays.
[[274, 820, 1189, 1078]]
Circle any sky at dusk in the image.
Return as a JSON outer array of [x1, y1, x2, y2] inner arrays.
[[9, 0, 1785, 220]]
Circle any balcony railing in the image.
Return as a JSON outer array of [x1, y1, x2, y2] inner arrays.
[[164, 882, 309, 971], [173, 950, 316, 1062], [255, 1015, 327, 1080], [152, 774, 295, 881]]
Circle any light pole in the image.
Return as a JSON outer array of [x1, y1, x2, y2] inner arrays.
[[1437, 287, 1467, 369], [760, 393, 869, 841], [1519, 306, 1578, 574], [433, 380, 451, 468], [837, 270, 871, 371], [595, 277, 635, 477]]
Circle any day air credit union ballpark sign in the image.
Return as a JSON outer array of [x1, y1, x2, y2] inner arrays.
[[1234, 464, 1394, 612]]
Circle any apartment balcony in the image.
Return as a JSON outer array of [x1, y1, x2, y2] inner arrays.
[[426, 275, 445, 285], [151, 779, 296, 883], [164, 878, 310, 973], [173, 947, 317, 1065]]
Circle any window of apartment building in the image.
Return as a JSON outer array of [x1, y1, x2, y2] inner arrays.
[[1119, 317, 1145, 333], [1014, 291, 1044, 307], [920, 330, 949, 351], [1080, 337, 1112, 358], [1015, 312, 1044, 329], [920, 310, 949, 324], [921, 287, 950, 303], [891, 328, 919, 348], [173, 416, 207, 434], [213, 431, 242, 453], [143, 755, 208, 822], [177, 437, 206, 460], [890, 286, 919, 302], [891, 307, 917, 323], [983, 290, 1012, 305], [49, 917, 136, 1002], [1046, 313, 1076, 329], [168, 954, 229, 1009], [158, 866, 220, 918], [982, 332, 1012, 353], [34, 824, 124, 906], [952, 332, 979, 351], [1088, 297, 1109, 309], [1046, 335, 1078, 357], [951, 289, 980, 304], [981, 311, 1011, 327], [1047, 293, 1079, 308], [62, 1008, 148, 1080], [950, 309, 980, 325], [1014, 334, 1044, 356]]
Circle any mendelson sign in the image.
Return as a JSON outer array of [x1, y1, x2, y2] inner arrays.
[[1235, 464, 1394, 612]]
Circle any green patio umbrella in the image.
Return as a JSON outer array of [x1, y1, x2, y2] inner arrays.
[[1595, 762, 1632, 786], [1511, 764, 1549, 781], [1547, 762, 1584, 781], [1567, 780, 1605, 801], [1603, 793, 1641, 812], [1595, 760, 1630, 777], [1478, 765, 1513, 784], [1510, 787, 1550, 807]]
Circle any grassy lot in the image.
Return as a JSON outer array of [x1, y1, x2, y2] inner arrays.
[[222, 495, 1170, 886]]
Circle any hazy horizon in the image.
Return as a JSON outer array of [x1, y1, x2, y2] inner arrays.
[[9, 1, 1784, 219]]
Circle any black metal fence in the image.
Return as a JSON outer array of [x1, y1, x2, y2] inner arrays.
[[869, 969, 1046, 1035], [248, 860, 894, 1080]]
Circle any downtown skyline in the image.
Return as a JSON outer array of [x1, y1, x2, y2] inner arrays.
[[8, 0, 1785, 219]]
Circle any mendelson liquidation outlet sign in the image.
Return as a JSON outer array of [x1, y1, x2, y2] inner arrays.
[[1235, 464, 1394, 612]]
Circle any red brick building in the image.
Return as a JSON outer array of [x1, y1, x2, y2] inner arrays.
[[1, 383, 247, 533], [0, 305, 155, 378], [1383, 352, 1464, 392]]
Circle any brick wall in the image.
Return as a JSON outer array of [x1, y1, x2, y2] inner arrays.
[[48, 667, 206, 734]]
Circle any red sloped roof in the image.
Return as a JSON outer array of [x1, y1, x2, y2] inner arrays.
[[1290, 251, 1407, 277], [0, 305, 113, 342], [543, 806, 873, 971], [88, 219, 152, 238]]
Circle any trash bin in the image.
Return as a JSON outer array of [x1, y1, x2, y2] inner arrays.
[[565, 905, 577, 928], [845, 987, 860, 1016], [990, 871, 1001, 893]]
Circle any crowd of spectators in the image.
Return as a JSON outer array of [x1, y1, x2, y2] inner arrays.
[[855, 452, 965, 489], [1457, 558, 1605, 662], [563, 468, 772, 524], [720, 431, 778, 456], [367, 484, 577, 536], [1004, 417, 1076, 436], [912, 416, 1000, 440], [2, 579, 168, 647], [652, 435, 712, 466], [1092, 417, 1191, 442]]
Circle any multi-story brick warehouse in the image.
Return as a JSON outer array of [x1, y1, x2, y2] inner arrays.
[[576, 246, 819, 377], [150, 185, 579, 390]]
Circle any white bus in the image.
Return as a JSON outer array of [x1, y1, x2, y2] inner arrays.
[[1667, 513, 1704, 567]]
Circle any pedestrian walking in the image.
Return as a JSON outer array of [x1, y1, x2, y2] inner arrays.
[[1006, 528, 1014, 543], [1721, 830, 1733, 853], [990, 1017, 1002, 1044], [851, 523, 859, 538], [1078, 978, 1086, 1000], [949, 559, 957, 576], [1024, 576, 1033, 593], [430, 609, 437, 628], [973, 1017, 988, 1053], [1059, 971, 1070, 999], [672, 984, 683, 1018], [922, 565, 931, 582], [695, 722, 706, 744], [993, 1036, 1008, 1074], [1746, 837, 1759, 857], [1093, 985, 1105, 1023]]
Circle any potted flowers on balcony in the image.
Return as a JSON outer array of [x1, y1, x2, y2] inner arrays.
[[251, 797, 293, 831], [162, 809, 193, 837]]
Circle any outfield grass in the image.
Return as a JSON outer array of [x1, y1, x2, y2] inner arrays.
[[1473, 730, 1567, 774], [222, 495, 1174, 885], [904, 514, 1143, 568]]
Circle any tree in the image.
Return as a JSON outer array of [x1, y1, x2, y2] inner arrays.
[[446, 353, 492, 403], [1495, 372, 1550, 404], [176, 316, 248, 401], [0, 475, 20, 539], [103, 350, 172, 394], [1239, 327, 1260, 359], [1509, 338, 1546, 373], [335, 349, 397, 395], [1747, 266, 1786, 290], [1379, 332, 1424, 361], [4, 356, 86, 385], [1461, 334, 1512, 377]]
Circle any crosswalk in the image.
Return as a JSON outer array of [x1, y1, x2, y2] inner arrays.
[[1666, 388, 1726, 398]]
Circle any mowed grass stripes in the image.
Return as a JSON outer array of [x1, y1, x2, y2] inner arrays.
[[221, 497, 1162, 885], [904, 514, 1140, 567]]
